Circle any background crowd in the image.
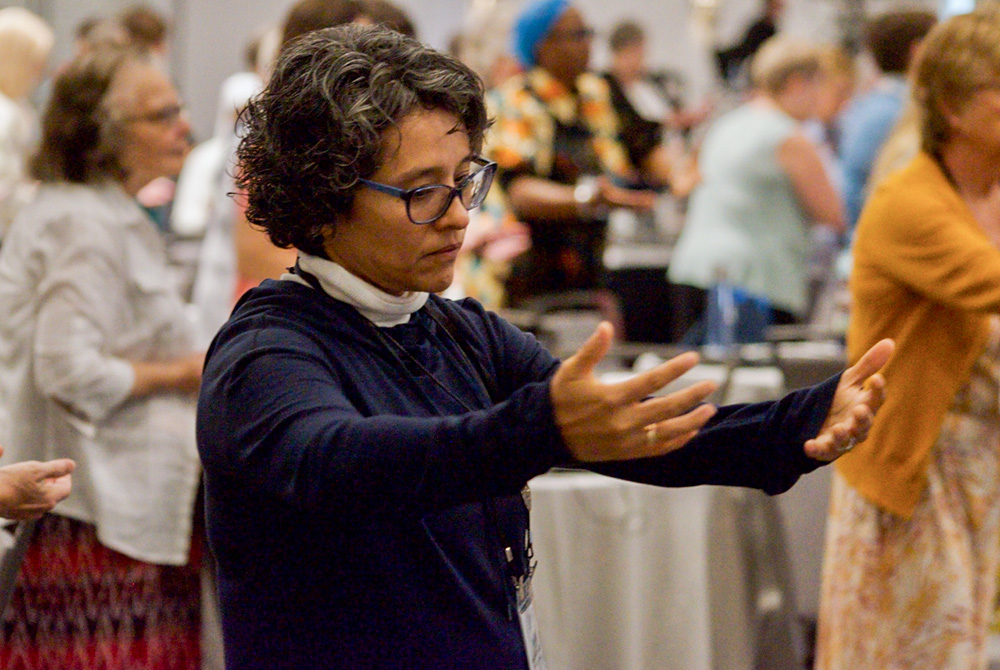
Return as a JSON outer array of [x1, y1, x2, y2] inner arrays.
[[0, 0, 995, 669]]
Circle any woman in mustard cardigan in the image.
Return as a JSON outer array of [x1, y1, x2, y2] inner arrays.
[[816, 10, 1000, 669]]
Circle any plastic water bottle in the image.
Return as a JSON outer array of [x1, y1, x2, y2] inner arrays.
[[704, 270, 737, 360]]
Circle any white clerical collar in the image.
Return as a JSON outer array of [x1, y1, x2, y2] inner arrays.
[[281, 252, 428, 327]]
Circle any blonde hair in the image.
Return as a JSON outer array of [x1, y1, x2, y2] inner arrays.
[[869, 100, 920, 190], [0, 7, 54, 100], [819, 44, 855, 80], [749, 36, 824, 96], [913, 8, 1000, 156], [812, 44, 857, 122], [455, 0, 519, 89]]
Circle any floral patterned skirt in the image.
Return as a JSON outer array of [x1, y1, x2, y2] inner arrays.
[[0, 514, 202, 670], [815, 320, 1000, 670]]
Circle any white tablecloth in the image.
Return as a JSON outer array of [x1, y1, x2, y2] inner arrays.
[[528, 471, 804, 670], [600, 362, 784, 405]]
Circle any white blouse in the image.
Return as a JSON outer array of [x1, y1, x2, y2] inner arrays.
[[0, 182, 201, 565]]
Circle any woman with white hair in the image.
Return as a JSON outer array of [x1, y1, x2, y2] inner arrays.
[[668, 36, 846, 338], [0, 7, 53, 239]]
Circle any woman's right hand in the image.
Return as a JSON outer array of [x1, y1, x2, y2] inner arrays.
[[594, 177, 657, 212], [0, 446, 75, 520], [550, 322, 718, 462]]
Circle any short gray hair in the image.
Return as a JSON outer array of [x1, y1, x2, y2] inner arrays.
[[749, 36, 823, 96]]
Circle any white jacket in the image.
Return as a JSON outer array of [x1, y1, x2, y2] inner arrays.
[[0, 182, 201, 565]]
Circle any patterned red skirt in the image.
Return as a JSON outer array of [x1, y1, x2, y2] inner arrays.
[[0, 514, 202, 670]]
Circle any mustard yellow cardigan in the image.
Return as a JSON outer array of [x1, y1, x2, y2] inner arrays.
[[838, 152, 1000, 518]]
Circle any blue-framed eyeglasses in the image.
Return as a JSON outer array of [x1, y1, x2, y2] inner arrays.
[[359, 156, 497, 225]]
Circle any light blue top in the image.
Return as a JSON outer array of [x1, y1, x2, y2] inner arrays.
[[838, 75, 908, 231], [668, 102, 811, 316]]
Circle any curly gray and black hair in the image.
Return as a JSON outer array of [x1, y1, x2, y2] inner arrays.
[[236, 24, 490, 258]]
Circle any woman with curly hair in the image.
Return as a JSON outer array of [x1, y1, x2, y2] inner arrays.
[[197, 24, 892, 670]]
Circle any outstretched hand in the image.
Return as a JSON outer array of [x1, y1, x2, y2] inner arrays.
[[804, 338, 894, 461], [0, 446, 75, 520], [594, 177, 657, 212], [550, 322, 718, 462]]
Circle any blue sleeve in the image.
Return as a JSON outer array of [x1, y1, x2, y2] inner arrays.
[[588, 374, 839, 494], [197, 307, 569, 516], [839, 97, 902, 227]]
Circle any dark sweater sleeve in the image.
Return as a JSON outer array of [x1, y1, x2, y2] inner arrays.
[[197, 306, 569, 516], [588, 373, 839, 494]]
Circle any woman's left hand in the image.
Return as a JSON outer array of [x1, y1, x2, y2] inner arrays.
[[804, 338, 894, 462]]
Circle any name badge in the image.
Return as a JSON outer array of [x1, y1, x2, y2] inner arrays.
[[516, 576, 548, 670]]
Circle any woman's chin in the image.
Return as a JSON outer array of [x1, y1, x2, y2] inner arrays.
[[419, 271, 456, 296]]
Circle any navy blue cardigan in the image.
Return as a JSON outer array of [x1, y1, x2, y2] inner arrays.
[[196, 280, 836, 670]]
